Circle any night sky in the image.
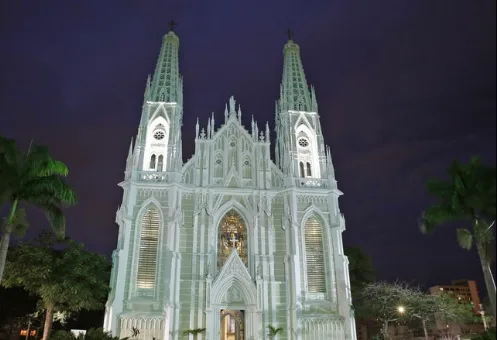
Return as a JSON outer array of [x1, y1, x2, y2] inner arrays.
[[0, 1, 495, 295]]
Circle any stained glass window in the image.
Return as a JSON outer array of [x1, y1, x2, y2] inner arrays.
[[136, 207, 160, 290], [304, 217, 326, 295], [218, 211, 247, 268]]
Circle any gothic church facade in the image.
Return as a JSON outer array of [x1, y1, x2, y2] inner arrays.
[[103, 28, 357, 340]]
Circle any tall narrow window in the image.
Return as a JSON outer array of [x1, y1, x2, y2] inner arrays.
[[304, 217, 326, 296], [157, 155, 164, 172], [150, 154, 156, 169], [299, 162, 305, 178], [306, 162, 312, 177], [136, 207, 160, 289]]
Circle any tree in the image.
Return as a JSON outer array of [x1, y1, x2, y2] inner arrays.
[[181, 328, 206, 339], [419, 157, 496, 317], [1, 233, 110, 340], [410, 292, 474, 340], [358, 282, 416, 340], [0, 136, 77, 282], [344, 246, 375, 297], [50, 328, 122, 340], [267, 325, 283, 339]]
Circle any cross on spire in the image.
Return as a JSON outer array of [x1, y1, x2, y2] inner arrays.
[[169, 20, 177, 32], [286, 28, 293, 41]]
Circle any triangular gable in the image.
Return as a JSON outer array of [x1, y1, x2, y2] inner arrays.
[[215, 248, 252, 283], [212, 117, 253, 145], [149, 104, 169, 123], [224, 166, 242, 188], [294, 113, 312, 131]]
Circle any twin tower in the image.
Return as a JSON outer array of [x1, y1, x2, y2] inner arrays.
[[104, 27, 357, 340]]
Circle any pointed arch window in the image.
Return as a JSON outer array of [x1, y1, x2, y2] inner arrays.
[[157, 155, 164, 172], [150, 154, 156, 169], [304, 217, 326, 297], [136, 207, 160, 290], [306, 162, 312, 177], [299, 162, 305, 178], [218, 211, 247, 268]]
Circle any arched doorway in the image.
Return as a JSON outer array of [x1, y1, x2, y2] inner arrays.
[[220, 310, 244, 340], [217, 210, 247, 269]]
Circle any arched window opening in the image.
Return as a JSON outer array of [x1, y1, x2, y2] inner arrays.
[[306, 162, 312, 177], [304, 217, 326, 296], [299, 162, 305, 178], [157, 155, 164, 172], [136, 207, 160, 290], [149, 154, 156, 169], [218, 210, 247, 268]]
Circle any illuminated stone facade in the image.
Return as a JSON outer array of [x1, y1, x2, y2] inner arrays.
[[103, 29, 356, 340]]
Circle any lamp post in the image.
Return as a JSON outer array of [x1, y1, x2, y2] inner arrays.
[[479, 304, 488, 330]]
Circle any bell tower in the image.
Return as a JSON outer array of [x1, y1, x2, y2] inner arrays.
[[130, 22, 183, 179], [275, 30, 333, 184]]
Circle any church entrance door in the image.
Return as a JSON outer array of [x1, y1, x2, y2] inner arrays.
[[220, 310, 244, 340]]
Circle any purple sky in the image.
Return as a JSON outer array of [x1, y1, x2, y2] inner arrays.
[[0, 1, 495, 294]]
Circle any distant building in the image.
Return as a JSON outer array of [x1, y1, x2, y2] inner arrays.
[[429, 279, 481, 313]]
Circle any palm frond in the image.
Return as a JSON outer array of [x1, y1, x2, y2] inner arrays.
[[419, 204, 463, 234], [22, 175, 77, 205], [0, 136, 19, 163], [267, 325, 283, 336], [456, 228, 473, 250], [27, 198, 66, 237]]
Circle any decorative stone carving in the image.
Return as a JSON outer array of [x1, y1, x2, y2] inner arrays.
[[225, 285, 243, 303]]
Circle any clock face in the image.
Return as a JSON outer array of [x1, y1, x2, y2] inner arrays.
[[153, 130, 165, 140], [298, 138, 309, 147]]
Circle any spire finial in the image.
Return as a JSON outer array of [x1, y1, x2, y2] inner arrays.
[[286, 28, 293, 41], [169, 20, 177, 32]]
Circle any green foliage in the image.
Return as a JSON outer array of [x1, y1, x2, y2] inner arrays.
[[420, 156, 496, 233], [49, 328, 121, 340], [1, 233, 110, 340], [358, 281, 415, 320], [181, 328, 206, 336], [267, 325, 283, 338], [410, 292, 474, 326], [0, 136, 77, 233], [456, 228, 474, 250], [471, 328, 496, 340], [419, 156, 496, 316], [2, 208, 29, 238], [344, 247, 375, 296], [0, 135, 77, 282]]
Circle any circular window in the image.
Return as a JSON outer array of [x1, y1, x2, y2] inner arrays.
[[153, 131, 165, 140], [244, 160, 250, 166], [298, 138, 309, 147], [230, 141, 236, 147], [216, 159, 222, 164]]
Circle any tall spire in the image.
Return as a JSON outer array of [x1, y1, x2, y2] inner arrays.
[[150, 22, 182, 103], [279, 30, 312, 112]]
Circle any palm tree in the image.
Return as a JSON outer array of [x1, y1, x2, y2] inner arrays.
[[267, 325, 283, 339], [420, 156, 496, 318], [0, 136, 76, 282]]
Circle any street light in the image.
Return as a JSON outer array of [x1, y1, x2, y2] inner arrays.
[[397, 306, 406, 314], [479, 304, 488, 330]]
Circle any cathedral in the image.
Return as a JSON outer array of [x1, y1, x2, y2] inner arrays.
[[103, 27, 357, 340]]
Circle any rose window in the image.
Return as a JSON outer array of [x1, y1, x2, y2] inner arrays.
[[298, 138, 309, 147], [153, 131, 165, 140]]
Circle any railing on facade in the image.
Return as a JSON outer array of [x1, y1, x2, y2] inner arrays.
[[136, 171, 169, 182], [296, 178, 328, 189]]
